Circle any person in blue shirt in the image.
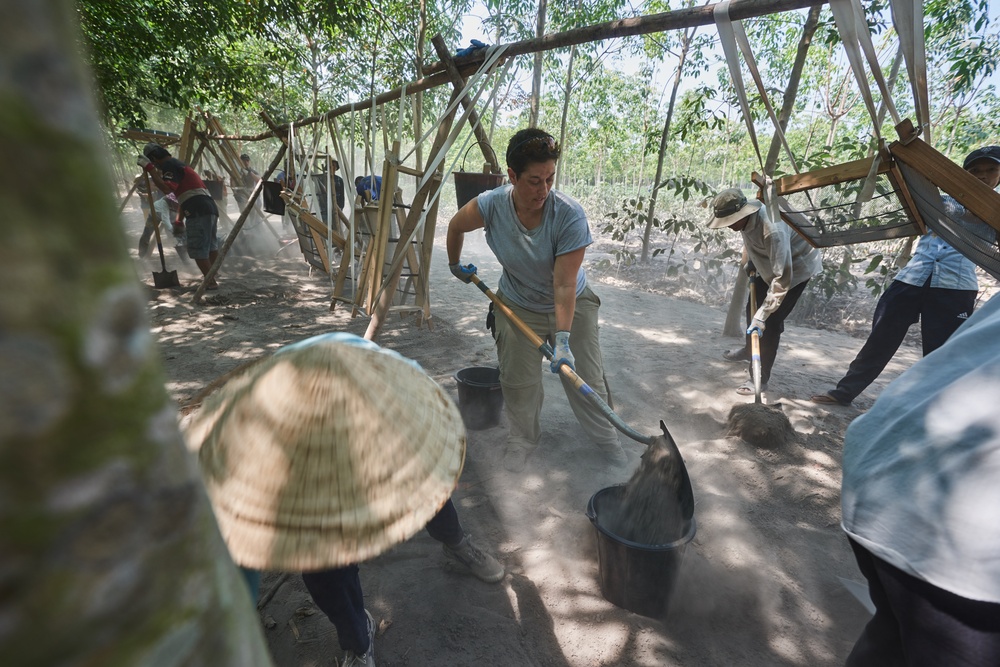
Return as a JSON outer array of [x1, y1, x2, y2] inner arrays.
[[841, 291, 1000, 666], [355, 175, 382, 201], [812, 146, 1000, 406]]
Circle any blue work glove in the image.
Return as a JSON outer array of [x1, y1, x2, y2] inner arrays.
[[744, 260, 757, 278], [746, 317, 766, 337], [550, 330, 575, 373], [449, 261, 478, 283]]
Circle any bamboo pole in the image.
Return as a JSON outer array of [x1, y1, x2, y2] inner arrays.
[[364, 89, 462, 340], [431, 35, 500, 173]]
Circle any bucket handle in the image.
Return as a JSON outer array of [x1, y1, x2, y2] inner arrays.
[[460, 141, 500, 174]]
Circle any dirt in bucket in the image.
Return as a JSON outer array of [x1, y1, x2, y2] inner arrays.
[[726, 402, 794, 449], [605, 422, 687, 546]]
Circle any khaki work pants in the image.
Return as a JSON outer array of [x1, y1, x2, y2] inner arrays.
[[494, 286, 619, 451]]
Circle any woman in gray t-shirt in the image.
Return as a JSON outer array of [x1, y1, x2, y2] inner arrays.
[[446, 128, 625, 473]]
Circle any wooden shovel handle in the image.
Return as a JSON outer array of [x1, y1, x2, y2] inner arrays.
[[468, 273, 654, 445]]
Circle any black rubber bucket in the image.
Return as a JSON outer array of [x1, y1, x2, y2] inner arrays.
[[454, 172, 506, 209], [586, 473, 696, 618], [454, 367, 504, 430], [261, 180, 285, 215]]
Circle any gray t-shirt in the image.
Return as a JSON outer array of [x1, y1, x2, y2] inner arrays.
[[477, 184, 591, 312]]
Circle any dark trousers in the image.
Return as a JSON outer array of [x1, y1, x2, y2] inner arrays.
[[829, 279, 976, 403], [742, 276, 810, 385], [301, 499, 464, 654], [845, 538, 1000, 666]]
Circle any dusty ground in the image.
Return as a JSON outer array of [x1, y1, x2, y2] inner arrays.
[[125, 194, 926, 667]]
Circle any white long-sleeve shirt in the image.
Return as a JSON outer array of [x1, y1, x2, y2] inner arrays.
[[741, 207, 823, 321]]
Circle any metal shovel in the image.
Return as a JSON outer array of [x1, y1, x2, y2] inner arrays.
[[144, 172, 180, 289], [749, 278, 763, 404]]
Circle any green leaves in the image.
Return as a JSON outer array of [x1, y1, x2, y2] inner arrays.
[[77, 0, 368, 126]]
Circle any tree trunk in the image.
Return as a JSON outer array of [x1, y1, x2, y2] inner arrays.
[[415, 0, 427, 170], [0, 4, 271, 665], [643, 23, 695, 263], [556, 42, 577, 190], [529, 0, 548, 128], [763, 4, 822, 173]]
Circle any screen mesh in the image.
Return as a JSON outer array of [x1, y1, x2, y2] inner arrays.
[[895, 161, 1000, 281], [776, 171, 920, 247]]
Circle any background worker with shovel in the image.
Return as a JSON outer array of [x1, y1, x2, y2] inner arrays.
[[446, 128, 626, 473], [707, 188, 822, 395], [138, 143, 220, 289]]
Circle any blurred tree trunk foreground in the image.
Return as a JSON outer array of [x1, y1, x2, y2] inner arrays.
[[0, 4, 271, 665]]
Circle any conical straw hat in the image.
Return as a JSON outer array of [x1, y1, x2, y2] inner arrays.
[[185, 341, 466, 571]]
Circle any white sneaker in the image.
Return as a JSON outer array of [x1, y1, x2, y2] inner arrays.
[[443, 535, 505, 583], [341, 609, 375, 667]]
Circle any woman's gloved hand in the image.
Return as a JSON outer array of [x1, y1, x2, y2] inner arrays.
[[449, 262, 478, 283], [550, 331, 575, 373]]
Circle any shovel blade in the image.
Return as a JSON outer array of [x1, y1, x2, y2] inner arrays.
[[152, 269, 180, 289]]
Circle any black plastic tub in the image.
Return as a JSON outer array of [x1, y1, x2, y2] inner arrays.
[[454, 367, 504, 430], [587, 477, 696, 618]]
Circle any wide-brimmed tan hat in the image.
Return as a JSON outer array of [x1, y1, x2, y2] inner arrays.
[[185, 341, 466, 571], [706, 188, 762, 229]]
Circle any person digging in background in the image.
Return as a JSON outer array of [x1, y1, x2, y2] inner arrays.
[[185, 333, 504, 667], [355, 174, 382, 202], [446, 128, 627, 473], [840, 291, 1000, 666], [811, 146, 1000, 407], [708, 188, 823, 395], [135, 174, 184, 260], [138, 143, 220, 289]]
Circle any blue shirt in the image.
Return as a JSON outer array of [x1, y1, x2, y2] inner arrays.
[[356, 175, 382, 200], [894, 198, 980, 291]]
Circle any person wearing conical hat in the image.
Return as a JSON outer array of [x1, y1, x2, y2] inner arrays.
[[186, 333, 504, 667], [706, 188, 823, 395]]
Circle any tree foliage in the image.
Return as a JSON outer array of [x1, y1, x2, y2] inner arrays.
[[77, 0, 367, 126]]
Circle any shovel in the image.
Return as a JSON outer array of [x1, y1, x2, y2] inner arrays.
[[749, 278, 763, 404], [468, 274, 655, 445], [144, 172, 180, 289]]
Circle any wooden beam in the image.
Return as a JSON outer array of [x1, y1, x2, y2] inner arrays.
[[889, 137, 1000, 232], [423, 0, 828, 76], [431, 35, 500, 173], [364, 89, 463, 340], [763, 156, 892, 196]]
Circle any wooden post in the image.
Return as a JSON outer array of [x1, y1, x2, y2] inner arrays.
[[431, 35, 500, 173], [364, 89, 463, 340]]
